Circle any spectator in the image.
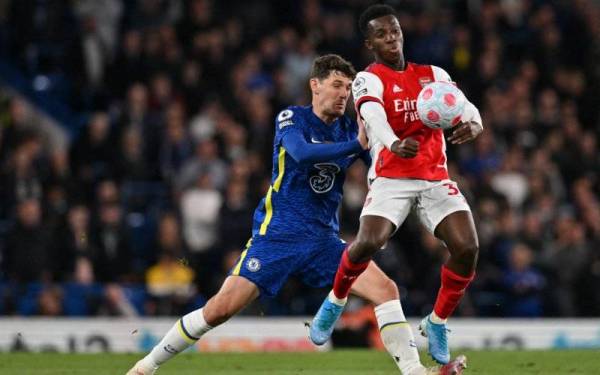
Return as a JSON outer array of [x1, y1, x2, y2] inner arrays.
[[92, 202, 133, 283], [146, 232, 195, 316], [502, 243, 546, 317], [54, 204, 98, 283], [4, 198, 53, 283], [540, 216, 589, 316], [217, 179, 253, 252], [159, 102, 194, 183], [180, 172, 222, 257], [175, 137, 227, 192], [69, 112, 115, 192]]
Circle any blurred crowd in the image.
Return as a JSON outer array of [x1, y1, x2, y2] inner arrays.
[[0, 0, 599, 318]]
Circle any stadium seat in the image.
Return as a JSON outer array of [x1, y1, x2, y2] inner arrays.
[[16, 283, 44, 316], [121, 284, 148, 315], [62, 283, 103, 316]]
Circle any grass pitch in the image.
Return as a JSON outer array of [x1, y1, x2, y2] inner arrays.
[[0, 350, 598, 374]]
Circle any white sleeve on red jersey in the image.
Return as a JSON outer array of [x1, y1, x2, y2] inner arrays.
[[352, 71, 384, 110], [461, 101, 482, 126], [432, 65, 483, 127], [360, 101, 400, 150]]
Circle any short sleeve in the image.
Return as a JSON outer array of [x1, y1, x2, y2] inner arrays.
[[352, 71, 384, 110]]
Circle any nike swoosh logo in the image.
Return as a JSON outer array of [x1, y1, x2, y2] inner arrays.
[[311, 137, 323, 143]]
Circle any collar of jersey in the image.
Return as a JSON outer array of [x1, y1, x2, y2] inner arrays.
[[306, 105, 340, 129], [373, 61, 413, 75]]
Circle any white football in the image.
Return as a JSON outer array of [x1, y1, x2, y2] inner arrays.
[[416, 81, 466, 130]]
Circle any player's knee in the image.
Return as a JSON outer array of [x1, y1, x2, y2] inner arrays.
[[354, 232, 387, 256], [453, 242, 479, 268], [380, 277, 399, 301]]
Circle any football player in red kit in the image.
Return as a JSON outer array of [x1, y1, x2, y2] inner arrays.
[[310, 4, 482, 367]]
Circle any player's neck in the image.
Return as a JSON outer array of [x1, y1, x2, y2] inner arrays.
[[376, 56, 406, 71], [312, 105, 336, 125]]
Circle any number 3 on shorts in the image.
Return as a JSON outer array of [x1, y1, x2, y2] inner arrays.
[[443, 182, 459, 196]]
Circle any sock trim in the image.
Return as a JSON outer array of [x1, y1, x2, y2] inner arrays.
[[328, 291, 347, 306], [442, 264, 475, 283], [380, 321, 408, 332], [374, 299, 403, 315], [343, 250, 370, 271], [177, 319, 199, 344]]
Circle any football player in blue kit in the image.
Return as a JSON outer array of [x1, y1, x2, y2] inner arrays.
[[127, 54, 464, 375]]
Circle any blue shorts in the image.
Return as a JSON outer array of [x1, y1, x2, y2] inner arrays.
[[229, 236, 346, 297]]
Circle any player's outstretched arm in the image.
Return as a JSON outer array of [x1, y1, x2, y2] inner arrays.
[[281, 131, 364, 165], [447, 119, 483, 145], [447, 100, 483, 144], [431, 65, 483, 145]]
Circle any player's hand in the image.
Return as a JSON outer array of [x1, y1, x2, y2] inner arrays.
[[391, 138, 419, 158], [447, 121, 483, 144], [357, 117, 369, 150]]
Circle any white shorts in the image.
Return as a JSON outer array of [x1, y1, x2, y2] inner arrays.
[[361, 177, 471, 234]]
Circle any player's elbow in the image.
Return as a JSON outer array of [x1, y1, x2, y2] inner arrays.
[[291, 154, 314, 165], [286, 147, 312, 165]]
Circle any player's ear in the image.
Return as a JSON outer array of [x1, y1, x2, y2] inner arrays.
[[309, 78, 319, 95], [364, 38, 373, 51]]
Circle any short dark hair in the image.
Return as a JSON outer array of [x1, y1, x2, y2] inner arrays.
[[359, 4, 397, 37], [309, 54, 356, 80]]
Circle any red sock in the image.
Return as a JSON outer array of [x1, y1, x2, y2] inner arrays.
[[433, 265, 475, 319], [332, 248, 369, 299]]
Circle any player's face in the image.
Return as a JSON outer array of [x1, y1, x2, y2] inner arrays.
[[314, 71, 352, 118], [366, 15, 405, 69]]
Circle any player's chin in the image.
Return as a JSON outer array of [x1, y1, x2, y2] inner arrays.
[[331, 105, 346, 116], [384, 50, 402, 63]]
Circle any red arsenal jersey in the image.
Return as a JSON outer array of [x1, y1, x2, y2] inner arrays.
[[353, 62, 454, 181]]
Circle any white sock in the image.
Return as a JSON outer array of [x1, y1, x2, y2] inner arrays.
[[375, 300, 425, 375], [429, 311, 448, 324], [143, 308, 213, 368], [328, 290, 347, 306]]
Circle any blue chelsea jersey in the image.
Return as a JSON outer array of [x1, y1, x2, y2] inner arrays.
[[252, 105, 367, 239]]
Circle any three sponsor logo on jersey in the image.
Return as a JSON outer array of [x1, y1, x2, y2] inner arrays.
[[277, 109, 342, 194], [310, 163, 340, 194]]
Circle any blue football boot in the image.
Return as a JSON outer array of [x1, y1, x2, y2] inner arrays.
[[308, 295, 346, 345], [419, 314, 451, 365]]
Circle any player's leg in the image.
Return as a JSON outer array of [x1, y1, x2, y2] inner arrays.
[[432, 210, 478, 318], [332, 178, 414, 300], [351, 262, 424, 375], [417, 181, 477, 365], [311, 180, 412, 344], [309, 217, 395, 345], [127, 276, 259, 375], [351, 263, 467, 375], [310, 215, 398, 346], [332, 215, 396, 297]]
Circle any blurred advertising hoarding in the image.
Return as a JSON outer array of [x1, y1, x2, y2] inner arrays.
[[0, 318, 598, 353]]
